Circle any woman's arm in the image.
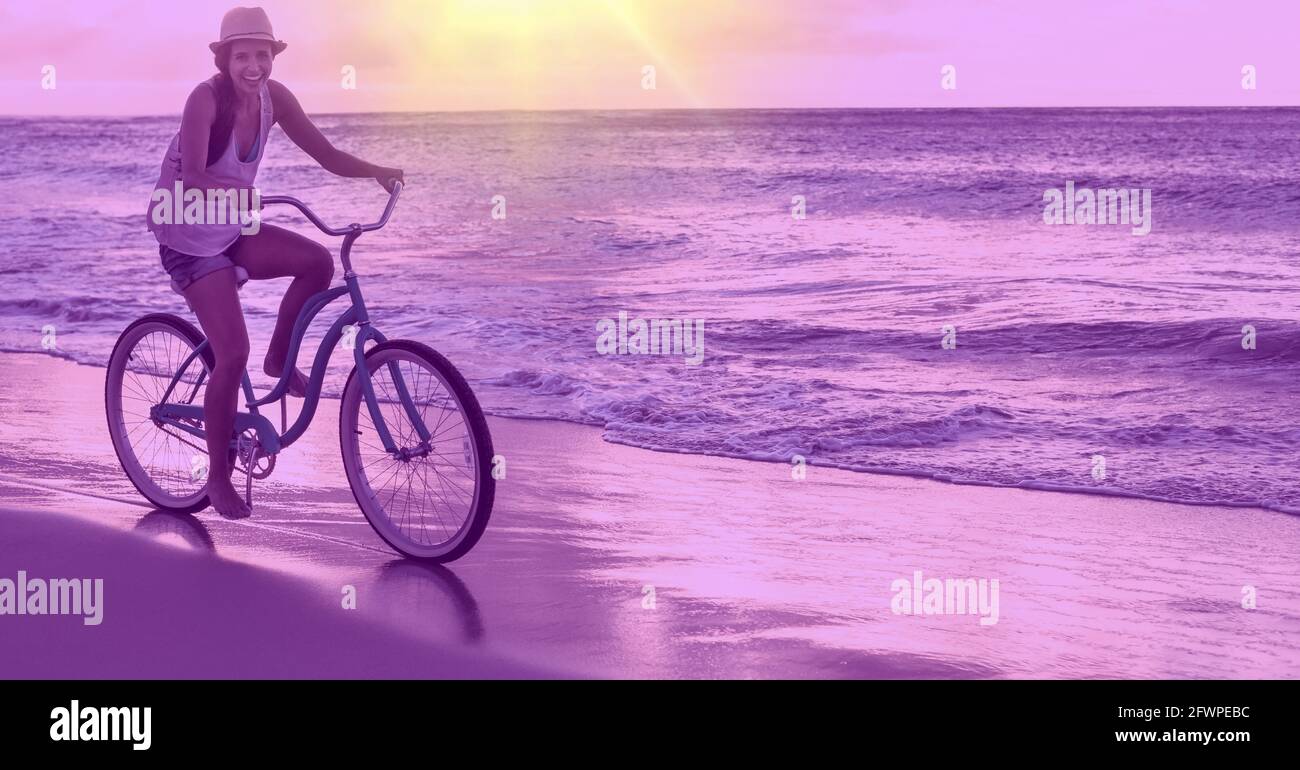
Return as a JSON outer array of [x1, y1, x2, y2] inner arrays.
[[268, 79, 404, 191], [178, 83, 230, 192]]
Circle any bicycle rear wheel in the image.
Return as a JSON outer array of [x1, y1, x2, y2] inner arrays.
[[340, 339, 495, 562], [105, 313, 215, 513]]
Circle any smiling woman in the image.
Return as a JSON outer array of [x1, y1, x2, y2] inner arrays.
[[142, 5, 405, 519], [208, 36, 280, 166]]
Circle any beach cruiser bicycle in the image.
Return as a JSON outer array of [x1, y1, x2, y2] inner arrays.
[[105, 183, 495, 562]]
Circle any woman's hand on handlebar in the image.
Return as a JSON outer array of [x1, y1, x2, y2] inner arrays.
[[375, 167, 405, 193]]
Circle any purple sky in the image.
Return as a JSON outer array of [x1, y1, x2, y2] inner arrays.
[[2, 0, 1298, 114]]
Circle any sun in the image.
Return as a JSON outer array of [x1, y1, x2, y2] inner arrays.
[[371, 0, 702, 110]]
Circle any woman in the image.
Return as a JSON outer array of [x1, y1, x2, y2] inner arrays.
[[147, 7, 403, 519]]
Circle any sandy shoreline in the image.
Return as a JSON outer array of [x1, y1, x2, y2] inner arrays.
[[2, 350, 1299, 678], [0, 505, 553, 678]]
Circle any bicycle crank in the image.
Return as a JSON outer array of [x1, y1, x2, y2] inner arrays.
[[234, 430, 276, 480]]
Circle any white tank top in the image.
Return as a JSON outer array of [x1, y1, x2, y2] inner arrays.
[[146, 76, 272, 256]]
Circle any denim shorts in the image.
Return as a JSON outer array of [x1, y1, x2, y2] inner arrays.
[[159, 241, 250, 293]]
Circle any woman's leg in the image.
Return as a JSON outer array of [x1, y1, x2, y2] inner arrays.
[[183, 265, 253, 519], [229, 224, 334, 397]]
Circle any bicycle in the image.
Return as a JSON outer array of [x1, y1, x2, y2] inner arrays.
[[105, 182, 495, 562]]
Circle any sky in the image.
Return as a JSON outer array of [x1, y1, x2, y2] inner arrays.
[[1, 0, 1298, 115]]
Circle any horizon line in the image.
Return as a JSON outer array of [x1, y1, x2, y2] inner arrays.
[[2, 104, 1297, 120]]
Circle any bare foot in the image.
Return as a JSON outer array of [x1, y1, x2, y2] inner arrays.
[[207, 478, 252, 520], [264, 353, 309, 398]]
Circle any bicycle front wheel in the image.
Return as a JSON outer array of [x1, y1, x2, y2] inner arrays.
[[340, 339, 495, 562]]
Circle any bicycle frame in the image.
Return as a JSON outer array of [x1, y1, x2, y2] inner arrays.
[[149, 184, 433, 459]]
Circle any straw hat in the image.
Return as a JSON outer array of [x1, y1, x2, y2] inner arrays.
[[209, 7, 287, 55]]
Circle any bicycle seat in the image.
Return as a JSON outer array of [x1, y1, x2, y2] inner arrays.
[[170, 265, 251, 311]]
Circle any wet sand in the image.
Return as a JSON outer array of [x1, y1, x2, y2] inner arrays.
[[0, 505, 551, 678], [1, 351, 1298, 678]]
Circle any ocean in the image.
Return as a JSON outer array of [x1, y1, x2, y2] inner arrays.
[[2, 107, 1298, 512]]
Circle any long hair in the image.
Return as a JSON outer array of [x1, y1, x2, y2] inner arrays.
[[207, 44, 237, 167]]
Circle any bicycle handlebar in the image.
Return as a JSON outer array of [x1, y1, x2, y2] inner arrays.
[[260, 180, 403, 236]]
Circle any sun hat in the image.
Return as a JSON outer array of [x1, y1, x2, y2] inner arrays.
[[209, 7, 287, 55]]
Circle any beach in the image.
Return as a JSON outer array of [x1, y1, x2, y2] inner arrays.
[[1, 350, 1297, 678], [7, 108, 1300, 514]]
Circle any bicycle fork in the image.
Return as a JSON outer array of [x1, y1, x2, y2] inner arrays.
[[353, 327, 436, 460]]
